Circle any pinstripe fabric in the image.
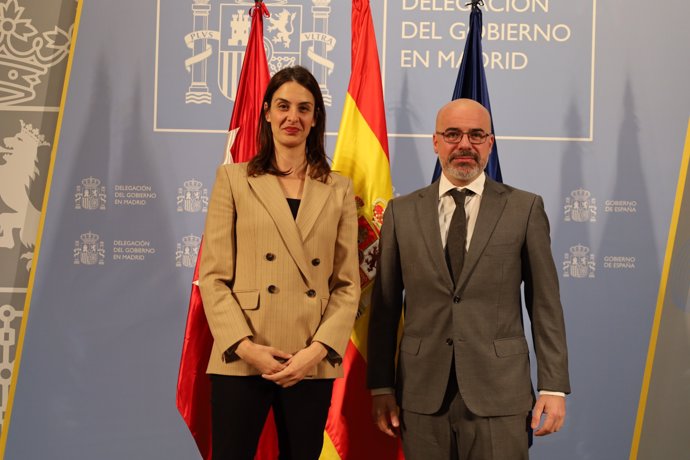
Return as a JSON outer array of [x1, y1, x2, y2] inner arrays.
[[199, 163, 360, 379]]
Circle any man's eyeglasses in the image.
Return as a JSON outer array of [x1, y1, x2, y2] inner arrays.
[[435, 129, 491, 145]]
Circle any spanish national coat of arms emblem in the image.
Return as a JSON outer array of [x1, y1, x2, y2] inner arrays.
[[354, 196, 387, 317], [564, 188, 597, 223], [73, 231, 106, 266], [75, 177, 107, 211], [177, 179, 209, 213], [183, 0, 336, 106], [176, 234, 202, 268], [563, 244, 595, 279]]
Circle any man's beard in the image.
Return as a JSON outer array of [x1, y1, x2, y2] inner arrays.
[[443, 150, 486, 182]]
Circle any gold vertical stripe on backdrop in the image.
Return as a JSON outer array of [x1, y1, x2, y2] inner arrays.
[[0, 1, 85, 456], [629, 118, 690, 460]]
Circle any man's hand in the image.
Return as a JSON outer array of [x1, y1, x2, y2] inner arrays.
[[531, 394, 566, 436], [372, 394, 400, 438], [262, 342, 327, 388], [235, 338, 292, 375]]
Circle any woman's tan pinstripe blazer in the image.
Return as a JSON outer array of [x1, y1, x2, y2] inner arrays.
[[199, 163, 360, 379]]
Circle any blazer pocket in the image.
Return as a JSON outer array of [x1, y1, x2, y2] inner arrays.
[[494, 336, 528, 357], [233, 289, 260, 310], [320, 298, 329, 315], [400, 335, 421, 355]]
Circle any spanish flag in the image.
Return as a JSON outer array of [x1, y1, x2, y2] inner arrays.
[[324, 0, 400, 458]]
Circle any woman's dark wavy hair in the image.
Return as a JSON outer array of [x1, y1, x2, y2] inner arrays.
[[247, 65, 330, 182]]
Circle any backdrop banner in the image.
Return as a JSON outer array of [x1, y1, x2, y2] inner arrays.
[[2, 1, 690, 459]]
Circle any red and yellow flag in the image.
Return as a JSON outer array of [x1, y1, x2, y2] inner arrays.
[[324, 0, 400, 458]]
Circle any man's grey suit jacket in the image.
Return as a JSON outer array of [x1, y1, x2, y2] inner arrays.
[[367, 176, 570, 417]]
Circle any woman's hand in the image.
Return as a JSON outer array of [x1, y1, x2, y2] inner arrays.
[[235, 338, 293, 375], [262, 342, 328, 388]]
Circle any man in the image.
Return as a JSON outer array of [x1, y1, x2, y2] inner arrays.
[[367, 99, 570, 459]]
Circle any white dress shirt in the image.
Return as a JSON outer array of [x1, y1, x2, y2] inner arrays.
[[438, 172, 484, 250]]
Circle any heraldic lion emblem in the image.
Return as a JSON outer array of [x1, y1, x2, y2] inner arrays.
[[0, 120, 49, 270], [267, 9, 296, 48]]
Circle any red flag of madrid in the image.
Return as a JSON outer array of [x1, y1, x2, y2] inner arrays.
[[176, 2, 271, 459], [323, 0, 402, 458]]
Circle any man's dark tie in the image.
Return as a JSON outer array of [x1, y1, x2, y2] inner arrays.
[[445, 188, 472, 284]]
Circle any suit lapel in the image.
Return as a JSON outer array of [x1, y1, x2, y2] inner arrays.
[[247, 173, 312, 284], [296, 175, 331, 242], [456, 177, 508, 291], [415, 181, 454, 288]]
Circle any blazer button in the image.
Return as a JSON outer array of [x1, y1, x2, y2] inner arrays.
[[306, 289, 316, 298], [265, 253, 275, 261], [311, 258, 320, 266], [453, 296, 461, 304], [446, 338, 453, 346], [267, 285, 277, 294]]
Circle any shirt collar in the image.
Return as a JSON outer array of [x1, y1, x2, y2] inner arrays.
[[438, 172, 486, 199]]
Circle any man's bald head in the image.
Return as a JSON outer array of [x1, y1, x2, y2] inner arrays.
[[432, 98, 494, 187], [435, 98, 492, 133]]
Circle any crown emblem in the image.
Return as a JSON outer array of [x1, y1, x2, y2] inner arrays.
[[18, 120, 49, 147], [182, 234, 201, 247], [183, 179, 203, 191], [81, 176, 101, 188], [570, 189, 591, 201], [80, 231, 100, 245], [569, 244, 590, 257], [0, 0, 72, 106]]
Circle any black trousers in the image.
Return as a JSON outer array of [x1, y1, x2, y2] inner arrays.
[[210, 375, 333, 460]]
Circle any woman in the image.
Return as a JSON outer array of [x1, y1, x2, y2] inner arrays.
[[199, 66, 360, 460]]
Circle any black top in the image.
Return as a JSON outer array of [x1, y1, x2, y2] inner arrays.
[[286, 198, 300, 219]]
